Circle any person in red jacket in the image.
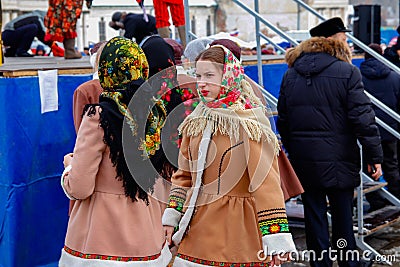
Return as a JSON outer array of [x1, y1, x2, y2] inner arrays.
[[153, 0, 186, 47]]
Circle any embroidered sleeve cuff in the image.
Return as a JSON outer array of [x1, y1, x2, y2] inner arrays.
[[162, 208, 183, 227], [262, 233, 296, 255], [61, 165, 78, 200], [259, 216, 289, 235]]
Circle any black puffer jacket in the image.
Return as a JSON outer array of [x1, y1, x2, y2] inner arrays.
[[360, 58, 400, 141], [277, 37, 383, 190]]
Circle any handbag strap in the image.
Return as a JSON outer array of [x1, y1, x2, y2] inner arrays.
[[172, 124, 212, 245]]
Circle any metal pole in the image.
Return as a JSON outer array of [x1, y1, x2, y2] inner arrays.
[[371, 5, 374, 44], [297, 3, 300, 30], [357, 141, 364, 243], [376, 118, 400, 141], [254, 0, 263, 87], [365, 91, 400, 124], [292, 0, 325, 21], [0, 0, 3, 65], [292, 0, 400, 74], [260, 32, 286, 54], [184, 0, 191, 43], [232, 0, 299, 46], [348, 34, 400, 74]]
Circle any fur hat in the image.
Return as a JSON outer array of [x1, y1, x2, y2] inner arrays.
[[310, 17, 351, 38]]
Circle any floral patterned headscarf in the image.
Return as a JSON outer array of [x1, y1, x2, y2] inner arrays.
[[98, 37, 151, 135], [99, 36, 149, 91], [197, 45, 260, 110], [98, 36, 166, 157]]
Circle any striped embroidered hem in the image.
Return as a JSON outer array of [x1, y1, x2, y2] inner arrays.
[[64, 246, 161, 261], [174, 253, 269, 266], [59, 243, 172, 267]]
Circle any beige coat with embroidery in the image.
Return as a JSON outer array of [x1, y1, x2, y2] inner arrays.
[[167, 127, 295, 264]]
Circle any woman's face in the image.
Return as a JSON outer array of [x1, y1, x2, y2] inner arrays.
[[195, 60, 223, 101]]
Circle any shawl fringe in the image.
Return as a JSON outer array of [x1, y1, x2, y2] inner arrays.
[[178, 103, 280, 155]]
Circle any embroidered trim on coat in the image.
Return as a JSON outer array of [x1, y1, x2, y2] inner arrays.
[[168, 195, 185, 212], [217, 141, 244, 194], [258, 217, 290, 236], [64, 246, 161, 261], [257, 208, 287, 218], [176, 253, 269, 266]]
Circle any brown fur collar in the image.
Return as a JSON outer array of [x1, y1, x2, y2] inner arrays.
[[285, 37, 352, 67]]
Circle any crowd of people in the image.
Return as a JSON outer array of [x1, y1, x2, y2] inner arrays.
[[2, 0, 188, 59], [4, 3, 400, 266], [57, 5, 301, 263]]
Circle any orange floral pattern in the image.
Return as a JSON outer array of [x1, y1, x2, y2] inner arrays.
[[44, 0, 83, 42]]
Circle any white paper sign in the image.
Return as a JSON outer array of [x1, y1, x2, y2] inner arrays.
[[38, 69, 58, 114]]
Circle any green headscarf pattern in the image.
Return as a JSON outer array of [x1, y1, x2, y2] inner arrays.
[[99, 36, 149, 90], [98, 36, 166, 157]]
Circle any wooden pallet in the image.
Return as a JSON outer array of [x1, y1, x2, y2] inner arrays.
[[0, 57, 93, 77]]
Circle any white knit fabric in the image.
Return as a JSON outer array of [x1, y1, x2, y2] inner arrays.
[[162, 208, 183, 227], [60, 165, 77, 200], [262, 232, 296, 255], [172, 125, 212, 246]]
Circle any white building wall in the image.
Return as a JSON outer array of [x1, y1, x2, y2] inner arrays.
[[7, 0, 399, 48]]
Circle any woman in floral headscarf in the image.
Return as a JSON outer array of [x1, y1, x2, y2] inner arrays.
[[59, 37, 172, 266], [162, 46, 296, 266]]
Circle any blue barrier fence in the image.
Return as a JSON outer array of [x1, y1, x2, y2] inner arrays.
[[0, 75, 91, 267], [243, 57, 364, 99]]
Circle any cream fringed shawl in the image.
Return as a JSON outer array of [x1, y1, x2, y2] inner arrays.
[[178, 101, 280, 156]]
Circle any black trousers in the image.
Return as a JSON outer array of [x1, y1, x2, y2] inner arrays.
[[2, 24, 38, 56], [382, 140, 400, 197], [366, 140, 400, 211], [302, 188, 360, 267]]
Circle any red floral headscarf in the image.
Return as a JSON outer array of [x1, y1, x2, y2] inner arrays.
[[197, 45, 259, 110]]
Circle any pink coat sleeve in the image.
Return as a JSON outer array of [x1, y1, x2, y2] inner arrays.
[[72, 88, 90, 133], [64, 106, 106, 199]]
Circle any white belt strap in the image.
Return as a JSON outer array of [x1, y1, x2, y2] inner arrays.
[[172, 124, 212, 245]]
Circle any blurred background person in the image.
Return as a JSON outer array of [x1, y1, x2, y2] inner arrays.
[[383, 25, 400, 68], [83, 47, 90, 56], [44, 0, 92, 59], [109, 12, 157, 45], [153, 0, 186, 47], [35, 44, 47, 56], [360, 43, 400, 211], [2, 10, 47, 57], [262, 44, 277, 55], [164, 38, 183, 65], [183, 37, 213, 63]]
